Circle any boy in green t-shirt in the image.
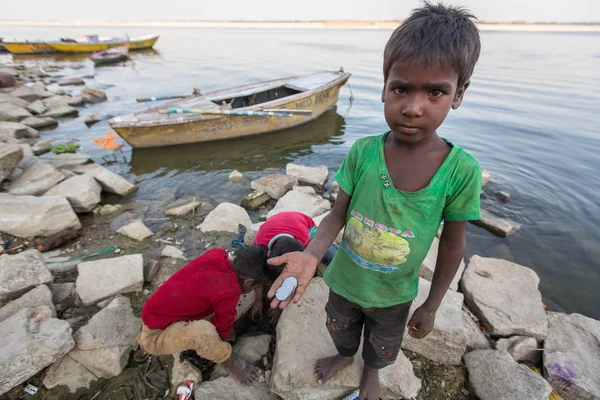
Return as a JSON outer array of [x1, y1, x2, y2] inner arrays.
[[268, 3, 482, 399]]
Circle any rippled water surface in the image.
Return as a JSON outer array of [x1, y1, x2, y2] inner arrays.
[[2, 26, 599, 318]]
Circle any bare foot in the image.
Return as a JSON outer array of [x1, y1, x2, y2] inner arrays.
[[315, 354, 354, 384], [222, 353, 262, 385], [358, 365, 380, 400]]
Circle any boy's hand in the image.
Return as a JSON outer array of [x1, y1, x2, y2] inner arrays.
[[267, 251, 318, 310], [407, 306, 436, 339]]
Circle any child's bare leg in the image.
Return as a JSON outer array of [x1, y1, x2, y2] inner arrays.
[[315, 354, 354, 384], [222, 353, 262, 385], [358, 365, 380, 400]]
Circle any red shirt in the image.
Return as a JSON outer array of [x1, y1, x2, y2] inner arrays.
[[141, 248, 241, 340], [254, 211, 316, 249]]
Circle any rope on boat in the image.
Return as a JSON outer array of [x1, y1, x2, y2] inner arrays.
[[158, 108, 310, 117]]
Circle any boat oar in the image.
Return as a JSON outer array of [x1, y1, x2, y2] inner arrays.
[[158, 108, 311, 117]]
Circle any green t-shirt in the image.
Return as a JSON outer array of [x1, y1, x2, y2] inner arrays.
[[323, 132, 482, 308]]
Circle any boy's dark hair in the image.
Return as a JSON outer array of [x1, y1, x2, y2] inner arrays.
[[383, 2, 481, 88], [267, 237, 305, 281], [233, 245, 271, 286]]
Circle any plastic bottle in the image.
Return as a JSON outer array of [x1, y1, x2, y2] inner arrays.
[[342, 389, 359, 400]]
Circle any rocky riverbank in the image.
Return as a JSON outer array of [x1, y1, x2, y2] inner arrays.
[[1, 59, 599, 400]]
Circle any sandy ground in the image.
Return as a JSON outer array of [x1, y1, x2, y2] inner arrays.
[[1, 20, 599, 32]]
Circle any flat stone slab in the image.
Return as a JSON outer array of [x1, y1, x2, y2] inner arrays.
[[10, 86, 42, 102], [196, 377, 277, 400], [267, 190, 331, 219], [81, 88, 107, 104], [241, 190, 270, 210], [68, 163, 138, 196], [161, 245, 186, 260], [293, 185, 317, 196], [44, 174, 102, 213], [286, 163, 328, 187], [271, 277, 421, 400], [31, 138, 54, 155], [8, 162, 65, 195], [461, 255, 548, 340], [25, 99, 47, 115], [76, 254, 144, 305], [419, 236, 465, 291], [544, 312, 600, 400], [402, 278, 467, 365], [471, 209, 520, 237], [48, 152, 92, 168], [43, 105, 78, 119], [0, 143, 23, 182], [0, 121, 39, 139], [0, 284, 55, 323], [0, 102, 32, 122], [21, 116, 57, 130], [212, 334, 272, 379], [198, 202, 252, 233], [117, 220, 153, 241], [464, 349, 552, 400], [0, 306, 74, 396], [0, 194, 82, 238], [164, 198, 201, 216], [251, 173, 297, 199], [0, 250, 53, 307]]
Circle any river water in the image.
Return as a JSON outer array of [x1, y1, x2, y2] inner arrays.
[[2, 26, 599, 319]]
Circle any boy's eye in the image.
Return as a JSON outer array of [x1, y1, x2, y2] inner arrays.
[[430, 90, 444, 98], [393, 88, 407, 95]]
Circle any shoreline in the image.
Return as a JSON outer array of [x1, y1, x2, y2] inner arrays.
[[1, 20, 600, 32]]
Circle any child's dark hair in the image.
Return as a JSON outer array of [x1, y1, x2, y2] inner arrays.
[[383, 2, 481, 88], [233, 237, 304, 285]]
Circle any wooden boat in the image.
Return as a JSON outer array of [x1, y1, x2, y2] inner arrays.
[[48, 34, 159, 53], [109, 70, 351, 148], [1, 40, 56, 55], [91, 45, 129, 66], [0, 38, 8, 53]]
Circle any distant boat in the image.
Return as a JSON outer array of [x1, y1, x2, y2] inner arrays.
[[91, 45, 129, 66], [48, 34, 159, 53], [109, 70, 351, 148], [0, 38, 8, 53], [1, 40, 56, 55]]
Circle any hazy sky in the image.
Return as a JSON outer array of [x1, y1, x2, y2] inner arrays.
[[4, 0, 600, 22]]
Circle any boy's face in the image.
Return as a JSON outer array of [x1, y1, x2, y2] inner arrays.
[[382, 60, 468, 144]]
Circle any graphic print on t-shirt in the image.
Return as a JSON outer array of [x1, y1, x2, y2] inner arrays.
[[341, 210, 414, 273]]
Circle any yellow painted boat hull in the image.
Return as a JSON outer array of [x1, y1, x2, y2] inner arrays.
[[47, 35, 159, 53], [111, 72, 350, 148], [2, 42, 56, 55]]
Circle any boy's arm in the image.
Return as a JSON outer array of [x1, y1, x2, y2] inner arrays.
[[408, 220, 466, 339], [267, 189, 351, 310], [210, 294, 239, 340]]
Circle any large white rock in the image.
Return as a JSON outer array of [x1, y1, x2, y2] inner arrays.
[[43, 174, 102, 213], [196, 377, 277, 400], [0, 194, 81, 238], [496, 335, 541, 364], [464, 349, 552, 400], [293, 185, 318, 196], [419, 237, 465, 291], [21, 116, 57, 130], [117, 220, 153, 241], [0, 102, 32, 122], [461, 255, 548, 340], [44, 296, 141, 391], [198, 202, 252, 233], [402, 278, 467, 365], [251, 173, 298, 199], [161, 245, 186, 260], [8, 162, 65, 195], [0, 306, 74, 396], [212, 334, 272, 380], [462, 310, 492, 351], [0, 285, 55, 323], [76, 254, 144, 305], [472, 209, 521, 238], [286, 163, 328, 187], [0, 121, 39, 140], [228, 169, 248, 184], [543, 312, 600, 400], [271, 277, 421, 400], [0, 143, 23, 182], [0, 250, 53, 307], [68, 163, 138, 196], [267, 190, 331, 219], [43, 105, 78, 119]]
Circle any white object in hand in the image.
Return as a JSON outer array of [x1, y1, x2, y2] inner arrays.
[[275, 277, 298, 301]]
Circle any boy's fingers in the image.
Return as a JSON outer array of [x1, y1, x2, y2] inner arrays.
[[292, 284, 308, 304], [266, 255, 287, 266], [269, 298, 281, 309], [267, 274, 286, 299]]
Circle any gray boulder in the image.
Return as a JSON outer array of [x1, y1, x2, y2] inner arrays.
[[464, 349, 552, 400], [161, 245, 186, 260], [117, 220, 153, 241], [419, 236, 465, 291], [462, 310, 492, 351], [43, 105, 78, 119], [8, 162, 65, 195], [402, 278, 467, 365], [196, 377, 277, 400], [81, 88, 107, 104], [0, 194, 81, 238], [241, 190, 270, 210], [0, 143, 23, 182], [0, 250, 53, 307], [68, 163, 138, 196], [49, 282, 75, 304], [31, 138, 54, 155], [10, 86, 41, 102], [286, 163, 328, 187], [44, 174, 102, 213], [164, 198, 201, 216], [544, 312, 600, 400], [472, 209, 521, 238], [482, 169, 492, 186], [227, 169, 248, 184], [0, 306, 74, 396], [198, 202, 252, 233], [212, 334, 272, 379], [461, 255, 548, 340], [496, 335, 541, 364], [25, 99, 48, 115], [293, 185, 317, 196], [48, 152, 92, 168], [0, 121, 39, 140], [0, 102, 32, 122], [76, 254, 144, 305], [267, 190, 331, 219], [0, 285, 55, 323], [43, 95, 76, 110], [21, 116, 58, 130], [251, 173, 298, 199], [271, 277, 421, 400]]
